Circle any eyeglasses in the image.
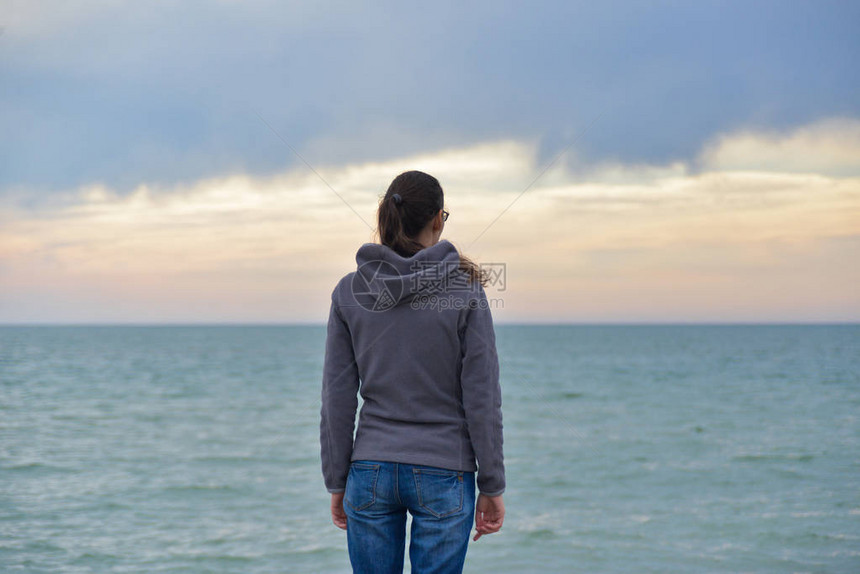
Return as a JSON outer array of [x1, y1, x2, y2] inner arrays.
[[442, 209, 449, 222]]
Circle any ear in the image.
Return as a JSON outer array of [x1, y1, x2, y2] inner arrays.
[[432, 210, 444, 232]]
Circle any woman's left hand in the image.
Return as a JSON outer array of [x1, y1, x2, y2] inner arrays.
[[330, 493, 347, 530]]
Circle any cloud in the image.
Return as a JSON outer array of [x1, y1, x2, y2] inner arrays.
[[1, 119, 858, 323], [2, 1, 858, 192], [700, 118, 860, 177]]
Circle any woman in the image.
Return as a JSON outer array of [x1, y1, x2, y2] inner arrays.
[[320, 170, 506, 573]]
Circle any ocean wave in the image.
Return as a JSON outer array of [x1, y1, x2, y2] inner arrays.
[[732, 453, 814, 462]]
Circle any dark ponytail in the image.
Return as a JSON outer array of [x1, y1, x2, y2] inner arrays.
[[375, 170, 489, 287]]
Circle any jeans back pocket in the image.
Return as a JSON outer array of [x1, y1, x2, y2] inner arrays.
[[412, 467, 464, 518], [345, 462, 381, 512]]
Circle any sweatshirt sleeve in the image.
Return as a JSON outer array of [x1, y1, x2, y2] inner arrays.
[[320, 293, 360, 494], [459, 287, 506, 496]]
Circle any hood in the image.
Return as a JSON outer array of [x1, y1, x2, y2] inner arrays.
[[352, 240, 464, 311]]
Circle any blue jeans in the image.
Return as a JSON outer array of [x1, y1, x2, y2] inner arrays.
[[343, 460, 476, 574]]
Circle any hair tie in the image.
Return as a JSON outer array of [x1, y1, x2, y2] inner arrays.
[[391, 193, 403, 205]]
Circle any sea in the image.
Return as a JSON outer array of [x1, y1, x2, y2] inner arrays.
[[1, 325, 858, 573]]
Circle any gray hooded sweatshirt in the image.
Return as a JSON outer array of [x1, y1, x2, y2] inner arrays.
[[320, 239, 505, 496]]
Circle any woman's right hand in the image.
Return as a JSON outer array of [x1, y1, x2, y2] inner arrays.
[[473, 493, 505, 541]]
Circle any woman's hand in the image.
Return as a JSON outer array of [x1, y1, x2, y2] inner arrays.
[[473, 493, 504, 541], [330, 492, 347, 530]]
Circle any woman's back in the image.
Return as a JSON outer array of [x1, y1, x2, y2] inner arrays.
[[321, 239, 504, 496]]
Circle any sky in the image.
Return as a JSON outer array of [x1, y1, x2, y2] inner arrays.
[[1, 0, 858, 324]]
